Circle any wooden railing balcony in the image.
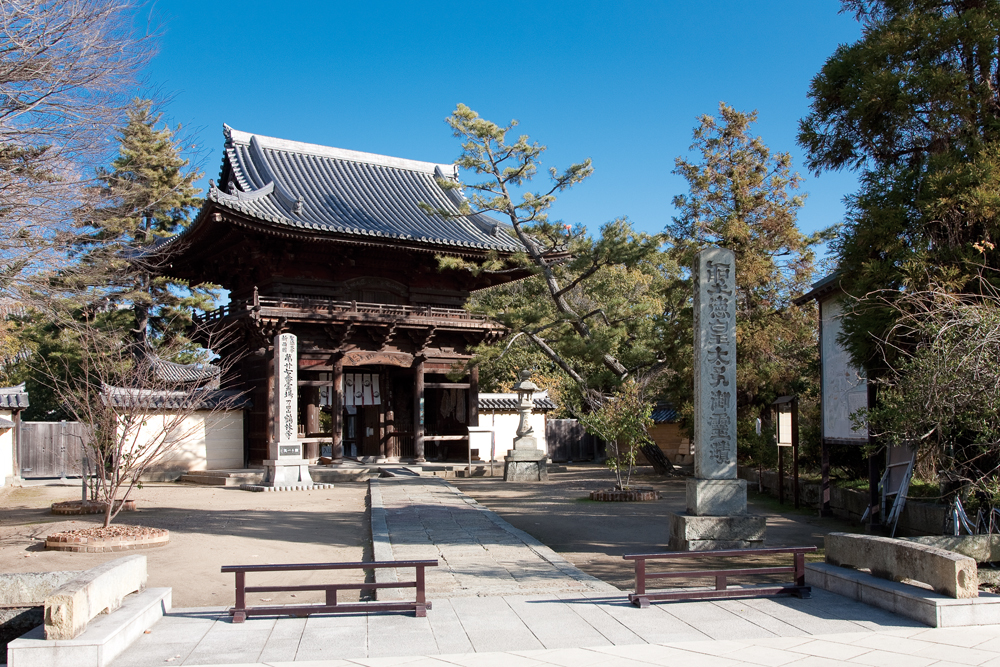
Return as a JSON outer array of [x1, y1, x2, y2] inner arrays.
[[194, 295, 491, 325]]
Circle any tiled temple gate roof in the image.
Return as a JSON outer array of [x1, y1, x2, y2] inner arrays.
[[198, 125, 522, 252]]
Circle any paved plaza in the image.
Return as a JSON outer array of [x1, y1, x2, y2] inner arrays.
[[105, 476, 1000, 667], [370, 477, 615, 598]]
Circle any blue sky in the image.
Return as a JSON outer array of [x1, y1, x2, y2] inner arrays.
[[144, 1, 861, 254]]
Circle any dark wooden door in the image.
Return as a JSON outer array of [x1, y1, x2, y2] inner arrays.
[[361, 407, 380, 457]]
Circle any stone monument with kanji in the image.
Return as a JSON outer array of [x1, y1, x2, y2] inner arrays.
[[669, 247, 766, 550], [262, 333, 315, 487]]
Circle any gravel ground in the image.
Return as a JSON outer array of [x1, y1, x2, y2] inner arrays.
[[0, 481, 369, 607]]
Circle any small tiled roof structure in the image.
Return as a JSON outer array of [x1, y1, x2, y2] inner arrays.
[[179, 125, 524, 253], [478, 392, 558, 412], [0, 416, 14, 429], [151, 358, 221, 387], [792, 271, 843, 306], [101, 385, 250, 411], [651, 402, 678, 424], [0, 384, 29, 410]]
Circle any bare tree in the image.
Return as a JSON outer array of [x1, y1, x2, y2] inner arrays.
[[35, 312, 243, 528], [0, 0, 154, 296], [860, 276, 1000, 504]]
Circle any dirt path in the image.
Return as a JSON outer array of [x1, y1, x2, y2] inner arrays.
[[0, 482, 368, 607], [453, 464, 861, 591]]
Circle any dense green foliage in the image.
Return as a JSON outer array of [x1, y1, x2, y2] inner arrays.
[[69, 100, 217, 356], [799, 0, 1000, 372]]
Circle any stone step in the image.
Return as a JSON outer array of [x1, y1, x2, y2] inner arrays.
[[178, 470, 264, 486], [309, 468, 376, 483], [7, 587, 171, 667]]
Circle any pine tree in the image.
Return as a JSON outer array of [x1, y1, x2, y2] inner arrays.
[[72, 99, 218, 357], [664, 103, 825, 452], [426, 105, 668, 408]]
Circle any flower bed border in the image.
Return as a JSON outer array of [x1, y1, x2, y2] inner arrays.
[[45, 528, 169, 553], [51, 499, 136, 515], [590, 488, 659, 502]]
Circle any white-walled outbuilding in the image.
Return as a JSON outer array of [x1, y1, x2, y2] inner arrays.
[[102, 386, 249, 479], [470, 392, 557, 462]]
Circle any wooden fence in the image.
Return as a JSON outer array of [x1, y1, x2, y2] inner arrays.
[[546, 419, 603, 462], [19, 421, 88, 478]]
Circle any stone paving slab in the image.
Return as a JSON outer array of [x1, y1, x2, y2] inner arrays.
[[109, 612, 1000, 666], [370, 478, 617, 599], [109, 588, 933, 666]]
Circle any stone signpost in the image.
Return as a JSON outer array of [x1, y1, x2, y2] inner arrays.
[[263, 333, 315, 487], [669, 247, 766, 550]]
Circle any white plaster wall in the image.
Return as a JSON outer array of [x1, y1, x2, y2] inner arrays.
[[0, 408, 13, 485], [122, 410, 244, 473], [478, 411, 548, 461]]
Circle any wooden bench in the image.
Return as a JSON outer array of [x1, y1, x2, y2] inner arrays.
[[623, 547, 816, 607], [221, 559, 438, 622]]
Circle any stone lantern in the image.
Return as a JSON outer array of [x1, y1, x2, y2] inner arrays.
[[503, 370, 548, 482]]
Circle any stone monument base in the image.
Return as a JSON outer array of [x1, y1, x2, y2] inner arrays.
[[668, 512, 766, 551], [503, 449, 548, 482], [686, 478, 748, 516], [263, 459, 315, 487]]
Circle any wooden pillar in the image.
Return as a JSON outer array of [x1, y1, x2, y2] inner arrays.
[[821, 440, 832, 516], [792, 396, 800, 510], [867, 381, 882, 530], [12, 409, 20, 481], [384, 371, 396, 459], [467, 365, 479, 428], [332, 359, 344, 461], [378, 370, 387, 461], [305, 387, 320, 436], [414, 359, 425, 462]]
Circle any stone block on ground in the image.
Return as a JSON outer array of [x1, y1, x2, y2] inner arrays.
[[686, 478, 747, 516], [44, 555, 147, 640], [503, 458, 548, 482], [825, 532, 978, 599], [668, 512, 766, 551]]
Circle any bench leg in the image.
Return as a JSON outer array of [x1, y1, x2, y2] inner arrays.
[[629, 595, 650, 608]]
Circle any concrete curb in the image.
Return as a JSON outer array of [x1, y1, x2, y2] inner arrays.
[[368, 479, 400, 600], [806, 562, 1000, 627]]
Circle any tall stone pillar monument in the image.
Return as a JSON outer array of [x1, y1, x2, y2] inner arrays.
[[263, 333, 315, 487], [669, 247, 765, 550]]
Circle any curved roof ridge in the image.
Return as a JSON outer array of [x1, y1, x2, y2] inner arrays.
[[225, 125, 459, 177]]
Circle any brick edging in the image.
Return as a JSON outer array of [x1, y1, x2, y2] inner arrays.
[[589, 489, 659, 501], [45, 528, 170, 553]]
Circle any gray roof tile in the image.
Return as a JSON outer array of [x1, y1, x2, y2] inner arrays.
[[477, 393, 557, 412], [0, 384, 28, 409], [102, 385, 250, 411], [206, 126, 524, 253]]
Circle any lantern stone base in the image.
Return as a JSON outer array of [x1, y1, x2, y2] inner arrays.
[[668, 512, 766, 551], [262, 459, 314, 487], [503, 448, 548, 482]]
